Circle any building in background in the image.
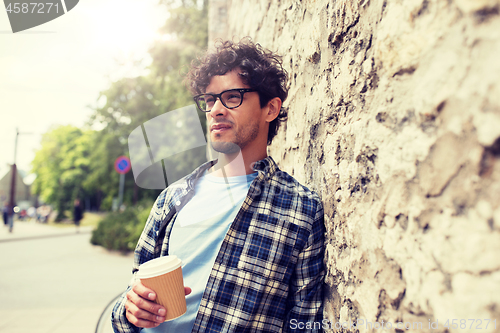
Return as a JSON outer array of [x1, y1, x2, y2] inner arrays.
[[0, 166, 37, 209]]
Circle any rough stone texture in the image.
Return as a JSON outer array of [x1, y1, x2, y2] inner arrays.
[[208, 0, 228, 42], [210, 0, 500, 331]]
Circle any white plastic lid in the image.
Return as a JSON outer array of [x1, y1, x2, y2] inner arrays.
[[137, 255, 182, 279]]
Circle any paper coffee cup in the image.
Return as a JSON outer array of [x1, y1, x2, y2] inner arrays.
[[137, 255, 186, 321]]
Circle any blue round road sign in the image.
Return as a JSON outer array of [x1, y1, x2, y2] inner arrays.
[[115, 156, 131, 174]]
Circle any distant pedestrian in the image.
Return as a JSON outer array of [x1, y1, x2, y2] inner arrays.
[[6, 204, 13, 233], [2, 204, 8, 226], [27, 206, 36, 221], [37, 205, 51, 223], [73, 199, 83, 233]]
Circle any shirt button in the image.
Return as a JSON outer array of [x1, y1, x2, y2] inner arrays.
[[175, 200, 181, 206]]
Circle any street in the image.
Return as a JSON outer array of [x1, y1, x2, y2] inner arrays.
[[0, 222, 134, 333]]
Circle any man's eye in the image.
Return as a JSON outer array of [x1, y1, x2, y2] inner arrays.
[[205, 96, 215, 103], [226, 93, 240, 100]]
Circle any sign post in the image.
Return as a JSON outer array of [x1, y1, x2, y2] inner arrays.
[[114, 156, 131, 208]]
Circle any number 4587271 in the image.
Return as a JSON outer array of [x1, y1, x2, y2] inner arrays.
[[444, 319, 496, 330], [6, 3, 59, 14]]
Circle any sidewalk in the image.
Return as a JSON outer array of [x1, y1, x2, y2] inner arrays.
[[0, 219, 120, 333], [0, 219, 93, 242]]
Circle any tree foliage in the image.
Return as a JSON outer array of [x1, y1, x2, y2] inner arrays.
[[31, 126, 92, 220], [90, 207, 149, 252]]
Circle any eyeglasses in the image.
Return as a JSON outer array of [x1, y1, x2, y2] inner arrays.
[[193, 88, 257, 112]]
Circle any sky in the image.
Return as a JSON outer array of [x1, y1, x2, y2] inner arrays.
[[0, 0, 169, 181]]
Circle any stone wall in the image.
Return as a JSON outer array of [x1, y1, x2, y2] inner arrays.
[[209, 0, 500, 331]]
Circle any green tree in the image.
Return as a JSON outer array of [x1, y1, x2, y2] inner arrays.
[[81, 130, 126, 211], [31, 126, 93, 220]]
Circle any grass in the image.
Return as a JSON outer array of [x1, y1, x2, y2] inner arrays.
[[80, 212, 108, 227], [47, 211, 108, 229]]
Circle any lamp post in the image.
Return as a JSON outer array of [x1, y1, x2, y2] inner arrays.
[[8, 128, 33, 232]]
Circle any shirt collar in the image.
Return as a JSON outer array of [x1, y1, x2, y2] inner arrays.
[[251, 156, 278, 178], [184, 159, 217, 189], [186, 156, 278, 185]]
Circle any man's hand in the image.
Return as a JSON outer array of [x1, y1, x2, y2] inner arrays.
[[125, 281, 192, 328]]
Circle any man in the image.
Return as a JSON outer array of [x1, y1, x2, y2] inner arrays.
[[73, 199, 83, 233], [112, 39, 325, 333], [2, 203, 8, 226]]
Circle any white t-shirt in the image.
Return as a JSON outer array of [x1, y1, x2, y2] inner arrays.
[[144, 170, 257, 332]]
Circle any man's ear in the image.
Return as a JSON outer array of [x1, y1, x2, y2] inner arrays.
[[264, 97, 282, 123]]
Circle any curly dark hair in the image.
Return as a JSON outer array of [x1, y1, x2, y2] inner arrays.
[[186, 38, 288, 145]]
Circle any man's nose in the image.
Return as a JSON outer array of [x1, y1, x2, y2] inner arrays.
[[208, 98, 227, 117]]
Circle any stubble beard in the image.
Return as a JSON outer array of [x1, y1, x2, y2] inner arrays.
[[211, 141, 241, 155], [210, 122, 260, 155]]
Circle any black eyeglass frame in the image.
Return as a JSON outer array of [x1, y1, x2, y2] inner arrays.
[[193, 88, 257, 112]]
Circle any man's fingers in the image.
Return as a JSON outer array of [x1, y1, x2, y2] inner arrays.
[[127, 289, 166, 317], [132, 281, 157, 301], [125, 300, 164, 328], [125, 281, 190, 328]]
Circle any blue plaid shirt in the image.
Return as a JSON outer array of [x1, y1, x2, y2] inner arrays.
[[112, 156, 325, 333]]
